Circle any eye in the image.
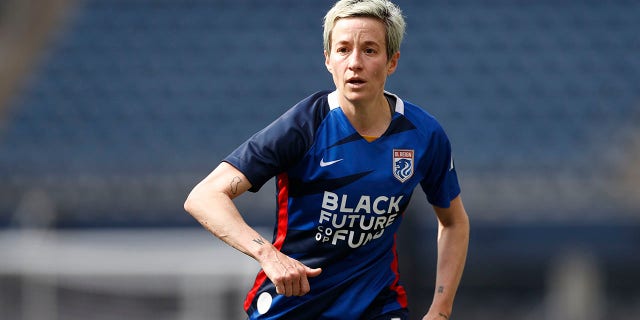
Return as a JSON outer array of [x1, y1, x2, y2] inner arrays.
[[364, 48, 376, 55], [336, 46, 349, 54]]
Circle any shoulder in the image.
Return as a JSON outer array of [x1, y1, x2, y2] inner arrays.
[[279, 90, 332, 126], [242, 90, 334, 149], [397, 97, 448, 140], [259, 90, 333, 147], [223, 90, 333, 191]]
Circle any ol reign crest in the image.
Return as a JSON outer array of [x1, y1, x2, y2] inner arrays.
[[393, 149, 414, 183]]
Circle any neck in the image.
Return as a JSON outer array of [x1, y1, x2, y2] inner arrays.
[[339, 93, 392, 137]]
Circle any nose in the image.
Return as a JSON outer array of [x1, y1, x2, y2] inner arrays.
[[347, 51, 363, 71]]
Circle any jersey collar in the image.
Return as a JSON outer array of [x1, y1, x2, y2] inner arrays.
[[327, 90, 405, 115]]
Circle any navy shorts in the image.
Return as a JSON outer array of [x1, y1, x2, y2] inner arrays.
[[364, 308, 409, 320]]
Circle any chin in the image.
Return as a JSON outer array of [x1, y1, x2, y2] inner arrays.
[[341, 89, 370, 102]]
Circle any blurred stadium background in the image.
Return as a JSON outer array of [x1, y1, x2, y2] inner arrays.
[[1, 0, 639, 319]]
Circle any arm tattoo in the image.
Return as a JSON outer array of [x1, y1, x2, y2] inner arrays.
[[229, 176, 241, 195], [252, 237, 266, 245], [438, 312, 449, 319], [437, 286, 444, 294]]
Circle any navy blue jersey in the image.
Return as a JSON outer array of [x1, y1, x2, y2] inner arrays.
[[225, 90, 461, 319]]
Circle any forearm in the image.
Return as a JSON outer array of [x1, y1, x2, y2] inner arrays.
[[185, 189, 273, 261], [184, 164, 323, 297], [425, 196, 470, 319], [183, 163, 278, 263], [429, 215, 469, 317]]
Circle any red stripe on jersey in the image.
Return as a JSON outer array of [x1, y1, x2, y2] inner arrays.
[[272, 172, 290, 249], [390, 233, 408, 308], [244, 271, 267, 311], [244, 172, 290, 311]]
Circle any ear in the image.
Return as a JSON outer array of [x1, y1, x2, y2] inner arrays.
[[386, 51, 400, 75], [324, 50, 333, 73]]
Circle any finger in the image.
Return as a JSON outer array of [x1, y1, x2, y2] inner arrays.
[[291, 278, 302, 296], [298, 266, 322, 295], [283, 273, 293, 297], [306, 267, 322, 277], [290, 266, 302, 296], [299, 271, 310, 295]]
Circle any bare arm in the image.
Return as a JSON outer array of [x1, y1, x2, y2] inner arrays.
[[422, 195, 470, 320], [184, 162, 321, 296]]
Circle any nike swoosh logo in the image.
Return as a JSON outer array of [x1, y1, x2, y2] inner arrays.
[[320, 158, 343, 167]]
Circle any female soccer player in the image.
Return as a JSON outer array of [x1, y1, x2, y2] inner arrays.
[[184, 1, 469, 319]]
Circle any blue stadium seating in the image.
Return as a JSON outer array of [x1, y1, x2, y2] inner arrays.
[[0, 0, 639, 228]]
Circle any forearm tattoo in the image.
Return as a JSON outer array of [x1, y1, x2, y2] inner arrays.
[[229, 176, 241, 195], [252, 237, 266, 245], [436, 286, 448, 319]]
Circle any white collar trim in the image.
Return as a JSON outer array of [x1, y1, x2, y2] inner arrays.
[[327, 90, 405, 115]]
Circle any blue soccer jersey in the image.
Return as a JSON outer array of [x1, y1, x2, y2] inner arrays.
[[224, 90, 461, 319]]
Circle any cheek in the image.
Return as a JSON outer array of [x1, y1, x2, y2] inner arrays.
[[374, 64, 390, 77], [373, 67, 384, 78], [330, 62, 345, 76]]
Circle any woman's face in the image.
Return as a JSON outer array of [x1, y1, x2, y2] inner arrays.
[[325, 16, 399, 107]]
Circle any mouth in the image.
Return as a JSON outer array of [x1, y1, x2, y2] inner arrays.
[[346, 77, 366, 86]]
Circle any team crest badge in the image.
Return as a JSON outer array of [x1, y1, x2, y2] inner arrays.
[[393, 149, 414, 183]]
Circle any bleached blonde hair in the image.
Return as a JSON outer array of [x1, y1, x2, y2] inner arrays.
[[323, 0, 406, 60]]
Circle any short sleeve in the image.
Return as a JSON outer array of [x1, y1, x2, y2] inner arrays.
[[419, 125, 461, 208], [224, 92, 331, 192]]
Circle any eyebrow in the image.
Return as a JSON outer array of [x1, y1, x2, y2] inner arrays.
[[334, 40, 382, 47], [361, 40, 381, 47]]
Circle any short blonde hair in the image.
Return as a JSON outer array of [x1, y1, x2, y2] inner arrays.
[[323, 0, 406, 60]]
